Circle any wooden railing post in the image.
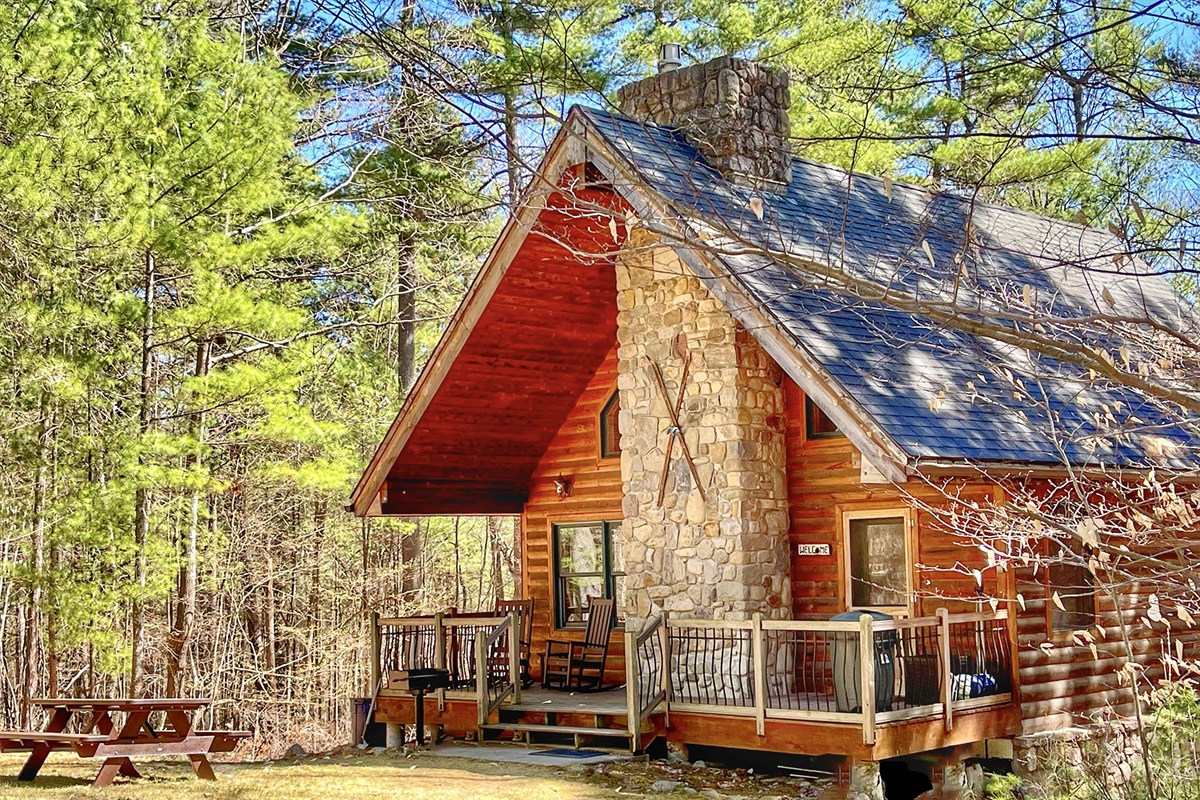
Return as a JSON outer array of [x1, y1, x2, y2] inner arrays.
[[625, 624, 640, 752], [660, 611, 671, 727], [369, 610, 381, 697], [752, 612, 766, 737], [434, 612, 446, 711], [508, 611, 522, 705], [937, 607, 953, 732], [859, 613, 876, 746], [476, 629, 488, 729]]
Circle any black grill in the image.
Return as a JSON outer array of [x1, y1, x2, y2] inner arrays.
[[391, 668, 451, 692]]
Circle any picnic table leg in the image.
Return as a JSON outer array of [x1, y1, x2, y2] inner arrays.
[[17, 744, 53, 782], [188, 754, 217, 780], [92, 759, 126, 788], [165, 708, 217, 781], [17, 706, 70, 781], [88, 710, 143, 779]]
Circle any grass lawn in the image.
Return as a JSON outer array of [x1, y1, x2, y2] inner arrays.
[[0, 748, 830, 800]]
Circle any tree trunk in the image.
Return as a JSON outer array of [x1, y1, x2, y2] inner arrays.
[[489, 517, 504, 603], [510, 516, 522, 598], [504, 89, 520, 203], [453, 517, 462, 609], [400, 518, 422, 607], [397, 231, 417, 394], [20, 393, 50, 728], [131, 246, 155, 696], [264, 543, 278, 692], [167, 338, 209, 696]]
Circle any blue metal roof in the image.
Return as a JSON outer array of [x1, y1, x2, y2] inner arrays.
[[581, 106, 1198, 469]]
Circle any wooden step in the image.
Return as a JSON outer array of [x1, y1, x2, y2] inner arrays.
[[504, 703, 629, 716], [482, 723, 631, 738]]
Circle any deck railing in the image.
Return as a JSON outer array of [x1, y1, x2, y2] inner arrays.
[[370, 611, 521, 726], [630, 607, 1013, 744], [476, 614, 517, 726], [624, 614, 668, 751], [370, 606, 1013, 746]]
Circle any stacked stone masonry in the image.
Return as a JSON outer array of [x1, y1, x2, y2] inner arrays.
[[616, 56, 792, 189], [616, 227, 792, 631]]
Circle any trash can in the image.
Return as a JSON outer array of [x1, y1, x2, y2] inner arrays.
[[352, 697, 387, 748], [831, 610, 895, 713]]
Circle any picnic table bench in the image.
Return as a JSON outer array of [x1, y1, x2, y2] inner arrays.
[[0, 698, 251, 787]]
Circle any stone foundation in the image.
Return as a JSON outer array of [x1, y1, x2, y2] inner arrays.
[[1014, 723, 1142, 797], [848, 762, 885, 800], [617, 227, 791, 631]]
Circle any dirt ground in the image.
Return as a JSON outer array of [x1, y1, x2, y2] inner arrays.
[[0, 747, 838, 800]]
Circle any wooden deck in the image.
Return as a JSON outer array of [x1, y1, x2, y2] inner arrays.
[[506, 687, 629, 714], [370, 607, 1021, 759]]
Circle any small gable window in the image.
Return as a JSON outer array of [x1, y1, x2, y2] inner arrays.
[[1048, 545, 1096, 633], [600, 390, 620, 458], [806, 395, 842, 439]]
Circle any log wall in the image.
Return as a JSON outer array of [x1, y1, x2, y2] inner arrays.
[[782, 377, 1002, 620], [1012, 549, 1188, 735], [521, 342, 626, 685]]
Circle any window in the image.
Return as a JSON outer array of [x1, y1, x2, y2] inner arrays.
[[553, 521, 624, 628], [845, 512, 910, 609], [806, 395, 842, 439], [1048, 546, 1096, 633], [600, 391, 620, 458]]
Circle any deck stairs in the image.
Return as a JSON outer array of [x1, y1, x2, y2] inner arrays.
[[480, 690, 660, 752]]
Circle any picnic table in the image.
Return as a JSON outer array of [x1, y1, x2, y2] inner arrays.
[[0, 698, 251, 787]]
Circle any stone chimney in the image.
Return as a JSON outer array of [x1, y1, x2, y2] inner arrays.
[[616, 52, 792, 189]]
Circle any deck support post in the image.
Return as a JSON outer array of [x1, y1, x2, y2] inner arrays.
[[751, 612, 766, 737], [849, 760, 885, 800], [369, 610, 381, 697], [859, 614, 876, 746], [475, 629, 488, 730], [508, 611, 522, 706], [938, 607, 953, 732], [385, 722, 404, 750], [434, 612, 446, 712], [625, 625, 640, 753]]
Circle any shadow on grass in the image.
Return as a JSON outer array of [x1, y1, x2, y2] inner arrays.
[[0, 775, 93, 790], [0, 765, 254, 798]]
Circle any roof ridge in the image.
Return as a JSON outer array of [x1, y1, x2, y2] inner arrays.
[[576, 104, 1119, 246]]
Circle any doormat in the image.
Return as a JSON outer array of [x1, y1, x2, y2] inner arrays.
[[532, 748, 607, 759]]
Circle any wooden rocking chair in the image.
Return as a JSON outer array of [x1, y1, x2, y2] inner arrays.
[[495, 598, 535, 688], [540, 597, 615, 691]]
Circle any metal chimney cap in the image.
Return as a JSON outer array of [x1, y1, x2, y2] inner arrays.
[[658, 43, 682, 73]]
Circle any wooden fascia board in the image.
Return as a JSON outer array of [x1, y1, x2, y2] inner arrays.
[[913, 460, 1200, 483], [575, 116, 911, 484], [348, 131, 582, 517]]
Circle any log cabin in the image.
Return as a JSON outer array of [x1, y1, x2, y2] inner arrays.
[[348, 51, 1199, 796]]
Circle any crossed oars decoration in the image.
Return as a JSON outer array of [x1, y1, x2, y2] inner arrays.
[[648, 333, 707, 507]]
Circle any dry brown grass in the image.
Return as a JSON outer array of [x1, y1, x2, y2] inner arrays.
[[0, 749, 826, 800]]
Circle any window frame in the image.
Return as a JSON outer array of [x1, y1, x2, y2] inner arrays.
[[599, 389, 620, 459], [805, 395, 843, 440], [552, 520, 624, 630], [1046, 540, 1097, 636], [841, 507, 914, 615]]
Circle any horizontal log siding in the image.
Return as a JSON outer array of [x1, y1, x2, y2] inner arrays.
[[783, 377, 1001, 621], [522, 343, 626, 685], [1013, 553, 1200, 734]]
